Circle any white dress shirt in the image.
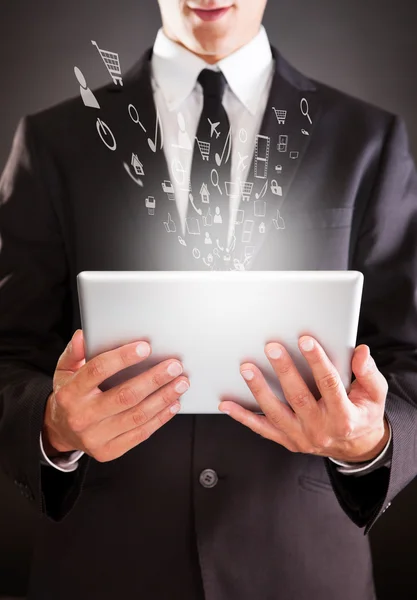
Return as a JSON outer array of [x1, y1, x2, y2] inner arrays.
[[40, 26, 392, 475]]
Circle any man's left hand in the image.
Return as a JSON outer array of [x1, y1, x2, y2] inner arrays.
[[218, 336, 390, 463]]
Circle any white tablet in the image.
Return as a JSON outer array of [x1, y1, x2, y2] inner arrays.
[[77, 271, 363, 414]]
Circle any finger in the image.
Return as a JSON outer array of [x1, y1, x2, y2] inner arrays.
[[218, 401, 297, 449], [298, 336, 350, 415], [92, 376, 190, 440], [98, 399, 183, 461], [88, 358, 185, 419], [72, 339, 152, 395], [54, 330, 87, 390], [56, 329, 86, 373], [351, 345, 388, 404], [265, 342, 319, 419], [237, 363, 297, 435]]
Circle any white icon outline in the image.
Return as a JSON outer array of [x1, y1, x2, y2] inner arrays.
[[188, 193, 203, 216], [200, 183, 210, 204], [185, 217, 201, 235], [96, 118, 117, 151], [255, 179, 268, 200], [271, 180, 283, 196], [128, 104, 147, 133], [254, 199, 266, 217], [277, 135, 288, 153], [145, 196, 156, 216], [172, 112, 192, 150], [74, 67, 100, 109], [148, 109, 164, 152], [195, 137, 211, 161], [300, 98, 313, 125], [273, 209, 286, 230], [162, 180, 175, 200], [254, 134, 270, 179], [238, 152, 249, 172], [215, 127, 232, 166], [91, 40, 123, 86], [240, 181, 254, 202], [208, 118, 221, 139], [232, 209, 244, 225], [272, 108, 287, 125], [163, 213, 176, 233], [225, 181, 240, 200], [242, 221, 255, 243], [171, 158, 187, 186], [211, 169, 223, 195], [131, 154, 144, 176], [239, 128, 248, 143], [123, 162, 143, 187]]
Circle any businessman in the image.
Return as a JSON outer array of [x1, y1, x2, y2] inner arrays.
[[1, 1, 417, 599]]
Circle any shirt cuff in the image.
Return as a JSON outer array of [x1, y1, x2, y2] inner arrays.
[[39, 431, 84, 472], [329, 418, 392, 476]]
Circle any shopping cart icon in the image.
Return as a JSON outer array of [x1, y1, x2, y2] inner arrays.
[[91, 40, 123, 86], [240, 181, 254, 202], [195, 137, 211, 161], [272, 108, 287, 125]]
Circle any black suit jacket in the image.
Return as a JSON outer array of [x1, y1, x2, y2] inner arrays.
[[1, 46, 417, 600]]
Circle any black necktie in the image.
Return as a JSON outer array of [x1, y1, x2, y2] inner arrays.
[[187, 69, 232, 269]]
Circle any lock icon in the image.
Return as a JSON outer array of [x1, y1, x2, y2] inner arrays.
[[271, 180, 283, 196]]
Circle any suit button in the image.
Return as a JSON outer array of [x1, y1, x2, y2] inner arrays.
[[199, 469, 218, 488]]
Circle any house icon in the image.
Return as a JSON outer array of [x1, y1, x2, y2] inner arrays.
[[131, 153, 144, 176], [200, 183, 210, 204]]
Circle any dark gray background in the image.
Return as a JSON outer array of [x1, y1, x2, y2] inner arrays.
[[1, 0, 416, 597]]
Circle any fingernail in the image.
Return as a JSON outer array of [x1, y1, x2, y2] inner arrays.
[[267, 345, 282, 359], [219, 406, 230, 415], [300, 338, 314, 351], [241, 369, 254, 381], [136, 342, 150, 357], [168, 362, 183, 377], [170, 402, 181, 414], [175, 380, 189, 394]]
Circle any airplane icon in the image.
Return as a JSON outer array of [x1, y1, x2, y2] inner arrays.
[[208, 118, 221, 139]]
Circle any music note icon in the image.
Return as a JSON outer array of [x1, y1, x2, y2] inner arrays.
[[215, 127, 232, 167], [148, 108, 164, 153], [255, 180, 268, 200]]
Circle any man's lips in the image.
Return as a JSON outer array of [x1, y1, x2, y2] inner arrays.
[[190, 6, 232, 21]]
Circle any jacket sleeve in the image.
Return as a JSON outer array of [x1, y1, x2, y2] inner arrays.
[[0, 116, 90, 521], [324, 115, 417, 534]]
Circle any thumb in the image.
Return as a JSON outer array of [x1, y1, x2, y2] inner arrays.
[[56, 329, 86, 373], [351, 344, 388, 404]]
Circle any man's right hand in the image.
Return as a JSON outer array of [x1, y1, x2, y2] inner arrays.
[[42, 329, 190, 463]]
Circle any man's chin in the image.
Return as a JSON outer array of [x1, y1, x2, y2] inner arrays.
[[190, 29, 235, 58]]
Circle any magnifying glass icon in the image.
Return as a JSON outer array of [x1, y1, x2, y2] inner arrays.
[[213, 248, 221, 258], [211, 169, 223, 195], [128, 104, 147, 133], [300, 98, 312, 125]]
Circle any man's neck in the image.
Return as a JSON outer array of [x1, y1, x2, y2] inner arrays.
[[162, 29, 260, 65]]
